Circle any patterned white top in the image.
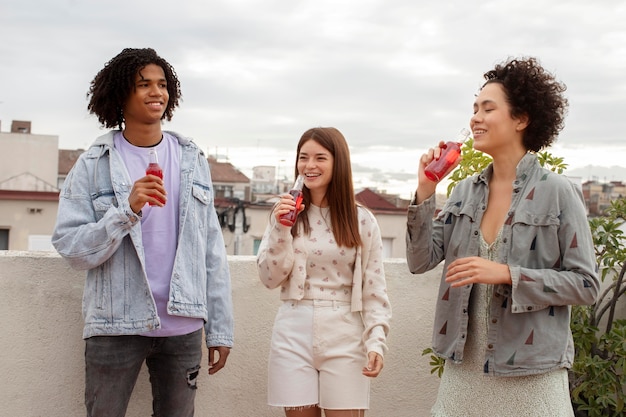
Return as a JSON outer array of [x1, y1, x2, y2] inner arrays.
[[302, 205, 356, 302], [257, 204, 392, 356]]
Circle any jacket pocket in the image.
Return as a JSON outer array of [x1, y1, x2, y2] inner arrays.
[[92, 191, 117, 220], [190, 183, 212, 241], [513, 211, 559, 227], [442, 200, 479, 258], [192, 182, 212, 206], [510, 211, 560, 268]]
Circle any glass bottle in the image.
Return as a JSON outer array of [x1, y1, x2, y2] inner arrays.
[[146, 149, 164, 206], [279, 175, 305, 227], [424, 128, 471, 182]]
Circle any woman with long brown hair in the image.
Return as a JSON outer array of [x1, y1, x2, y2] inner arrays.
[[257, 127, 391, 417]]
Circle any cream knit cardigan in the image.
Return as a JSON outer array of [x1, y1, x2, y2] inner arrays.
[[256, 205, 392, 356]]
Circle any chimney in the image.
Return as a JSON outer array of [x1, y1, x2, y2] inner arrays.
[[11, 120, 31, 134]]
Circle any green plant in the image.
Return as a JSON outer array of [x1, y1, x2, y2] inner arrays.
[[421, 143, 626, 416], [570, 197, 626, 417], [421, 347, 445, 378], [444, 142, 569, 197], [445, 139, 491, 196]]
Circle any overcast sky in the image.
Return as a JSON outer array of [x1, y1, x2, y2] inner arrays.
[[1, 0, 625, 196]]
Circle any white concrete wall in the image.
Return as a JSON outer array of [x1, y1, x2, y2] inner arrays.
[[0, 252, 441, 417]]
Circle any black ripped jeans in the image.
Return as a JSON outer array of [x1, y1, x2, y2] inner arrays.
[[84, 329, 202, 417]]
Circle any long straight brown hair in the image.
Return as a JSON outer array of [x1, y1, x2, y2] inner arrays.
[[291, 127, 362, 248]]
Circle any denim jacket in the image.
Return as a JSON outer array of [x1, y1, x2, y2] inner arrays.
[[52, 130, 234, 348], [406, 153, 599, 376]]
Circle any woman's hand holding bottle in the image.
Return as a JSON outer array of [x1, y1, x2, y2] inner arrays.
[[414, 129, 469, 205], [276, 175, 305, 226]]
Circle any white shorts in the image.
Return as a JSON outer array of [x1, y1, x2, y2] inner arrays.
[[267, 299, 370, 410]]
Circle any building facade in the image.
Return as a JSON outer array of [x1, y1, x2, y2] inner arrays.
[[0, 121, 410, 256], [0, 121, 59, 250], [582, 180, 626, 216], [5, 120, 621, 256]]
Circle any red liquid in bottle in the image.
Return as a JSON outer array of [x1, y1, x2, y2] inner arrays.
[[146, 150, 165, 206], [279, 189, 303, 226], [424, 142, 462, 182], [279, 175, 305, 227], [424, 129, 470, 182], [146, 163, 163, 179]]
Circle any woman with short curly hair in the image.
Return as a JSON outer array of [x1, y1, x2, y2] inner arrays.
[[406, 57, 599, 416], [482, 57, 568, 152]]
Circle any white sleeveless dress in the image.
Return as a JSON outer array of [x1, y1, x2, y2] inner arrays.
[[430, 232, 574, 417]]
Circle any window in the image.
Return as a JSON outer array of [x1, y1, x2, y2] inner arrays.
[[253, 238, 262, 256], [0, 229, 8, 250], [214, 185, 233, 199], [381, 237, 393, 259], [28, 235, 55, 251]]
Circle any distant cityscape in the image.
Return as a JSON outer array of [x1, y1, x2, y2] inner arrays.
[[1, 119, 623, 254], [1, 120, 408, 256]]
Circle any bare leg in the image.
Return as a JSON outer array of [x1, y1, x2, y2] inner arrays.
[[324, 410, 365, 417], [285, 405, 322, 417]]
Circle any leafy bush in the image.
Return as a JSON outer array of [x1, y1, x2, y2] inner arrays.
[[570, 197, 626, 417]]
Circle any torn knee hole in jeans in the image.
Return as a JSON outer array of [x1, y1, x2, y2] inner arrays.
[[186, 365, 200, 389]]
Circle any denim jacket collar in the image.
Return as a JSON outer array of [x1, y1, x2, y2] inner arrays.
[[474, 152, 538, 188]]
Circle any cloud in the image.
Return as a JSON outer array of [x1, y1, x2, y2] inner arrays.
[[1, 0, 625, 183]]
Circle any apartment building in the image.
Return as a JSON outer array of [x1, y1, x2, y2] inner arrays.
[[582, 180, 626, 216], [0, 121, 59, 250]]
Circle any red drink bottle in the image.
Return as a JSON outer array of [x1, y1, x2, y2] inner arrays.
[[146, 149, 164, 206], [279, 175, 305, 227], [424, 128, 471, 182]]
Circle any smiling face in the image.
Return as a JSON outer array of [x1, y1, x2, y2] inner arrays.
[[297, 139, 334, 206], [470, 82, 528, 158], [122, 63, 169, 128]]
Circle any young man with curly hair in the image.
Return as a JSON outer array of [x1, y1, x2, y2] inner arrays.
[[52, 48, 234, 417]]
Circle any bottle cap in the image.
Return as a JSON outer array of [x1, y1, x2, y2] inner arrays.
[[148, 149, 159, 163], [458, 128, 471, 143]]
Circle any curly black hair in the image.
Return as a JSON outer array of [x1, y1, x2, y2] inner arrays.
[[87, 48, 182, 129], [483, 57, 568, 152]]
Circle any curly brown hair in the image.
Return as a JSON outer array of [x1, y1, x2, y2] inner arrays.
[[483, 57, 568, 152], [87, 48, 182, 129]]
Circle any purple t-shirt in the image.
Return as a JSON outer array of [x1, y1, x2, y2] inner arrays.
[[114, 132, 203, 337]]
